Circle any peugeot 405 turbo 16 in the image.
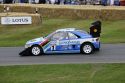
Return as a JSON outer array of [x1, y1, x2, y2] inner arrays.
[[19, 21, 101, 56]]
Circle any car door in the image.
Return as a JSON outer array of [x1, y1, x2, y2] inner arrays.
[[67, 32, 80, 52], [47, 31, 69, 53]]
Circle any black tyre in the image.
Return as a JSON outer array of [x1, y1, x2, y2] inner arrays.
[[31, 45, 42, 56], [81, 43, 94, 54]]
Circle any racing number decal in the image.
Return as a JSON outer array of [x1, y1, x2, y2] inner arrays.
[[51, 45, 56, 51]]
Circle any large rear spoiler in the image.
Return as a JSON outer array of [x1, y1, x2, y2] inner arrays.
[[89, 21, 101, 38]]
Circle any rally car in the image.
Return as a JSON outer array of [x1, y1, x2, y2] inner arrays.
[[19, 27, 100, 56]]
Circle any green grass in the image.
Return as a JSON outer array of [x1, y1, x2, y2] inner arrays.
[[0, 18, 125, 46], [0, 64, 125, 83]]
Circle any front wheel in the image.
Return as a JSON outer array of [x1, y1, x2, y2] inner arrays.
[[31, 45, 42, 56], [81, 43, 94, 54]]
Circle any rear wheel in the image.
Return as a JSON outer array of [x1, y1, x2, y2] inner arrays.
[[31, 45, 42, 56], [81, 43, 94, 54]]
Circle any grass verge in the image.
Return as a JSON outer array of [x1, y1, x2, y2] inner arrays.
[[0, 18, 125, 46], [0, 64, 125, 83]]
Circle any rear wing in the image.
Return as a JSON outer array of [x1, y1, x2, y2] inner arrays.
[[89, 21, 101, 38]]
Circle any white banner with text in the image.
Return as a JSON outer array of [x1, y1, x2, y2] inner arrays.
[[1, 16, 32, 25]]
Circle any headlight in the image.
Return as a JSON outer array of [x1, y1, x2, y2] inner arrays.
[[25, 44, 32, 48], [30, 39, 36, 42]]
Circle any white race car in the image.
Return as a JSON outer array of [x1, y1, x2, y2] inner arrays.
[[19, 28, 100, 56]]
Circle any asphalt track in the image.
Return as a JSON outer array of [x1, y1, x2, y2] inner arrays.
[[0, 44, 125, 66]]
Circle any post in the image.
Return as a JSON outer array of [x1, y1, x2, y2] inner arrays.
[[35, 8, 38, 14], [6, 6, 10, 15], [4, 5, 6, 13]]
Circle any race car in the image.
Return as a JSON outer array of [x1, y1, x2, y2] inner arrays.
[[19, 28, 100, 56]]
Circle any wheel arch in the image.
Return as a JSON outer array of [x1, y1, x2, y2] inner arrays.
[[80, 41, 95, 52], [31, 44, 44, 53], [31, 44, 41, 48]]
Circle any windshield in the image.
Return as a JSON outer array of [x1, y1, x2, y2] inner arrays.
[[44, 31, 56, 39]]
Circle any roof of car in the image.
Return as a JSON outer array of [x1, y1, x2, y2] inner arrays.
[[55, 28, 92, 38], [56, 28, 76, 32]]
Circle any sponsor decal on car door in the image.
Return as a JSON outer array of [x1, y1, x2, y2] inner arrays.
[[68, 32, 80, 50], [46, 31, 69, 53]]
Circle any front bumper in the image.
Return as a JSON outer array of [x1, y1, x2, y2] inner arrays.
[[93, 42, 100, 49], [19, 48, 31, 56], [25, 44, 32, 48]]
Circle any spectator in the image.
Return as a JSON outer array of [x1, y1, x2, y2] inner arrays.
[[101, 0, 108, 6], [34, 0, 39, 3], [110, 0, 114, 5], [46, 0, 50, 3], [59, 0, 65, 4], [39, 0, 46, 3], [4, 0, 13, 3], [65, 0, 71, 4], [55, 0, 60, 4], [79, 0, 87, 5], [50, 0, 56, 4], [0, 0, 3, 3]]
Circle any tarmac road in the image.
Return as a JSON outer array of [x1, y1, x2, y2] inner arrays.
[[0, 44, 125, 66]]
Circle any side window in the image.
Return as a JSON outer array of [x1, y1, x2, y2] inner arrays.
[[68, 32, 78, 39], [51, 32, 66, 41]]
